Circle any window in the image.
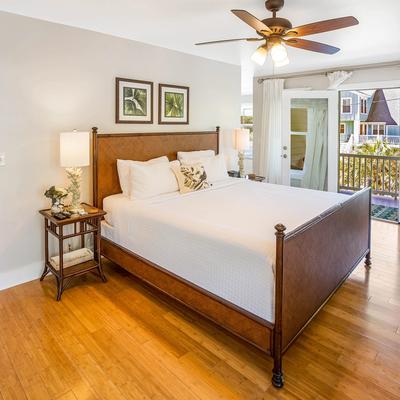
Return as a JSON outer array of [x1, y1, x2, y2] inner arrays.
[[360, 123, 366, 135], [369, 123, 386, 135], [360, 98, 367, 114], [241, 104, 253, 158], [290, 108, 307, 171], [341, 98, 352, 114], [340, 123, 345, 134], [291, 134, 306, 170]]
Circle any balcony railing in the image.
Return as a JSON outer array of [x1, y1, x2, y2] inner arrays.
[[358, 135, 400, 146], [339, 153, 400, 198]]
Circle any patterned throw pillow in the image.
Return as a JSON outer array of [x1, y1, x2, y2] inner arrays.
[[172, 163, 210, 194]]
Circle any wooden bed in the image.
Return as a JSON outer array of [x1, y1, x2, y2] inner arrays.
[[92, 126, 372, 388]]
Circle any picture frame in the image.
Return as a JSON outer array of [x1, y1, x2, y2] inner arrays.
[[158, 84, 189, 125], [116, 77, 153, 124]]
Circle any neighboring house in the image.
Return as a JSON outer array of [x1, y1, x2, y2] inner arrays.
[[340, 89, 400, 146]]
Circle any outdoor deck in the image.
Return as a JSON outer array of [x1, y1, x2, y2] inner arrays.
[[339, 152, 400, 222]]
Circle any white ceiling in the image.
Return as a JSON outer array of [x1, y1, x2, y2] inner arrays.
[[1, 0, 399, 94]]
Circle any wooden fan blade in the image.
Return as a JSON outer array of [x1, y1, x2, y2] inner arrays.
[[231, 10, 272, 35], [286, 16, 358, 37], [195, 38, 263, 46], [284, 38, 340, 54]]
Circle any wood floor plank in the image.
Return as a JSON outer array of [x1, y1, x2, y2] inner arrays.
[[0, 220, 399, 399]]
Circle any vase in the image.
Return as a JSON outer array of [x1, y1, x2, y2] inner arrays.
[[51, 201, 63, 214]]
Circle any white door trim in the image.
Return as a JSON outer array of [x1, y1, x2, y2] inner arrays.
[[282, 90, 339, 192]]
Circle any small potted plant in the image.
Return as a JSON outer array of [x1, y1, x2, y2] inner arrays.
[[44, 186, 69, 214]]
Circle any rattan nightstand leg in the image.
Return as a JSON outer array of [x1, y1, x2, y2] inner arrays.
[[40, 267, 50, 281], [57, 225, 64, 301], [56, 276, 63, 301], [95, 216, 107, 282], [41, 218, 50, 281]]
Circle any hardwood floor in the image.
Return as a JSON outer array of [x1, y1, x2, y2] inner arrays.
[[0, 220, 399, 399]]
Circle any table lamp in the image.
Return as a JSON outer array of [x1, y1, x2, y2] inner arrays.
[[234, 128, 250, 178], [60, 130, 90, 213]]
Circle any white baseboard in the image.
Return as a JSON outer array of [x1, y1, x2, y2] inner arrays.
[[0, 261, 43, 291]]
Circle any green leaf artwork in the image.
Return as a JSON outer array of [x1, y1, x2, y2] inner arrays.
[[164, 92, 184, 118], [123, 87, 147, 116]]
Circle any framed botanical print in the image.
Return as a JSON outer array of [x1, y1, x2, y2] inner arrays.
[[158, 84, 189, 125], [116, 77, 153, 123]]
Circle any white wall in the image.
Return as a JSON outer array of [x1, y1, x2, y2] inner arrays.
[[0, 11, 241, 290]]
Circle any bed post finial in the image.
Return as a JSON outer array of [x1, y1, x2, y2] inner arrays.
[[92, 127, 98, 135], [272, 223, 286, 388], [216, 126, 220, 155], [275, 224, 286, 234]]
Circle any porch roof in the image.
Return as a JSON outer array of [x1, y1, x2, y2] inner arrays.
[[366, 89, 398, 126]]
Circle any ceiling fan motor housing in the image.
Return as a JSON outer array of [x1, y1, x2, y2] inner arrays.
[[264, 0, 291, 34], [262, 17, 292, 34], [265, 0, 284, 13]]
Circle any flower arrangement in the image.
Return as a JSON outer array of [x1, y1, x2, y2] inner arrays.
[[44, 186, 68, 213]]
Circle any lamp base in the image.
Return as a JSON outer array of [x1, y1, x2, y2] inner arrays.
[[238, 152, 245, 178], [65, 167, 83, 214]]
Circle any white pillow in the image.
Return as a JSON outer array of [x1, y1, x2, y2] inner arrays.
[[181, 154, 228, 183], [129, 160, 179, 200], [177, 150, 215, 162], [117, 156, 169, 196]]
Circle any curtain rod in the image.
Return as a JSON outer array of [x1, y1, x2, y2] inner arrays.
[[257, 61, 400, 83]]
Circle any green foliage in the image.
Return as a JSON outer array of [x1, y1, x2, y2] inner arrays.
[[356, 141, 400, 157], [165, 92, 184, 118], [241, 116, 253, 124], [123, 87, 147, 116], [44, 186, 68, 205], [340, 141, 400, 195]]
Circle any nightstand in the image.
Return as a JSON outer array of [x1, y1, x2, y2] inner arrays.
[[228, 170, 265, 182], [39, 203, 107, 300]]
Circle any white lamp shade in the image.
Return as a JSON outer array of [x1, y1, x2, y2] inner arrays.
[[271, 43, 288, 63], [60, 131, 90, 167], [234, 128, 250, 151], [251, 45, 268, 66]]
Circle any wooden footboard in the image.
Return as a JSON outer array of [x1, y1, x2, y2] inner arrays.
[[271, 186, 371, 387]]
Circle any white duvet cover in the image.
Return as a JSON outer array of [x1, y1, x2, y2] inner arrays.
[[102, 178, 347, 322]]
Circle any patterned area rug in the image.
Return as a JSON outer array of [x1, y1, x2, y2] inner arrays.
[[371, 204, 398, 222]]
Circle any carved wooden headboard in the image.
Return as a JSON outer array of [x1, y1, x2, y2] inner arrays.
[[92, 127, 220, 208]]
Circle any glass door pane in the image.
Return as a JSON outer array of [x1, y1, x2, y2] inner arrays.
[[289, 98, 328, 190]]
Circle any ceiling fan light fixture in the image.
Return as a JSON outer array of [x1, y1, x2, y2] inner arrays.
[[270, 42, 288, 63], [251, 45, 268, 66]]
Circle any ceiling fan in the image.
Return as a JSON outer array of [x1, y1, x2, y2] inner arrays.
[[195, 0, 359, 67]]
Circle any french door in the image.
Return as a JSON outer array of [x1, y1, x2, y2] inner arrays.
[[281, 90, 339, 192]]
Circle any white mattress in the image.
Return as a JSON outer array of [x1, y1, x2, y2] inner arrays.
[[102, 179, 347, 322]]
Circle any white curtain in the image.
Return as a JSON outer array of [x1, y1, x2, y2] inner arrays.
[[301, 99, 328, 190], [253, 79, 284, 183], [327, 70, 352, 89]]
